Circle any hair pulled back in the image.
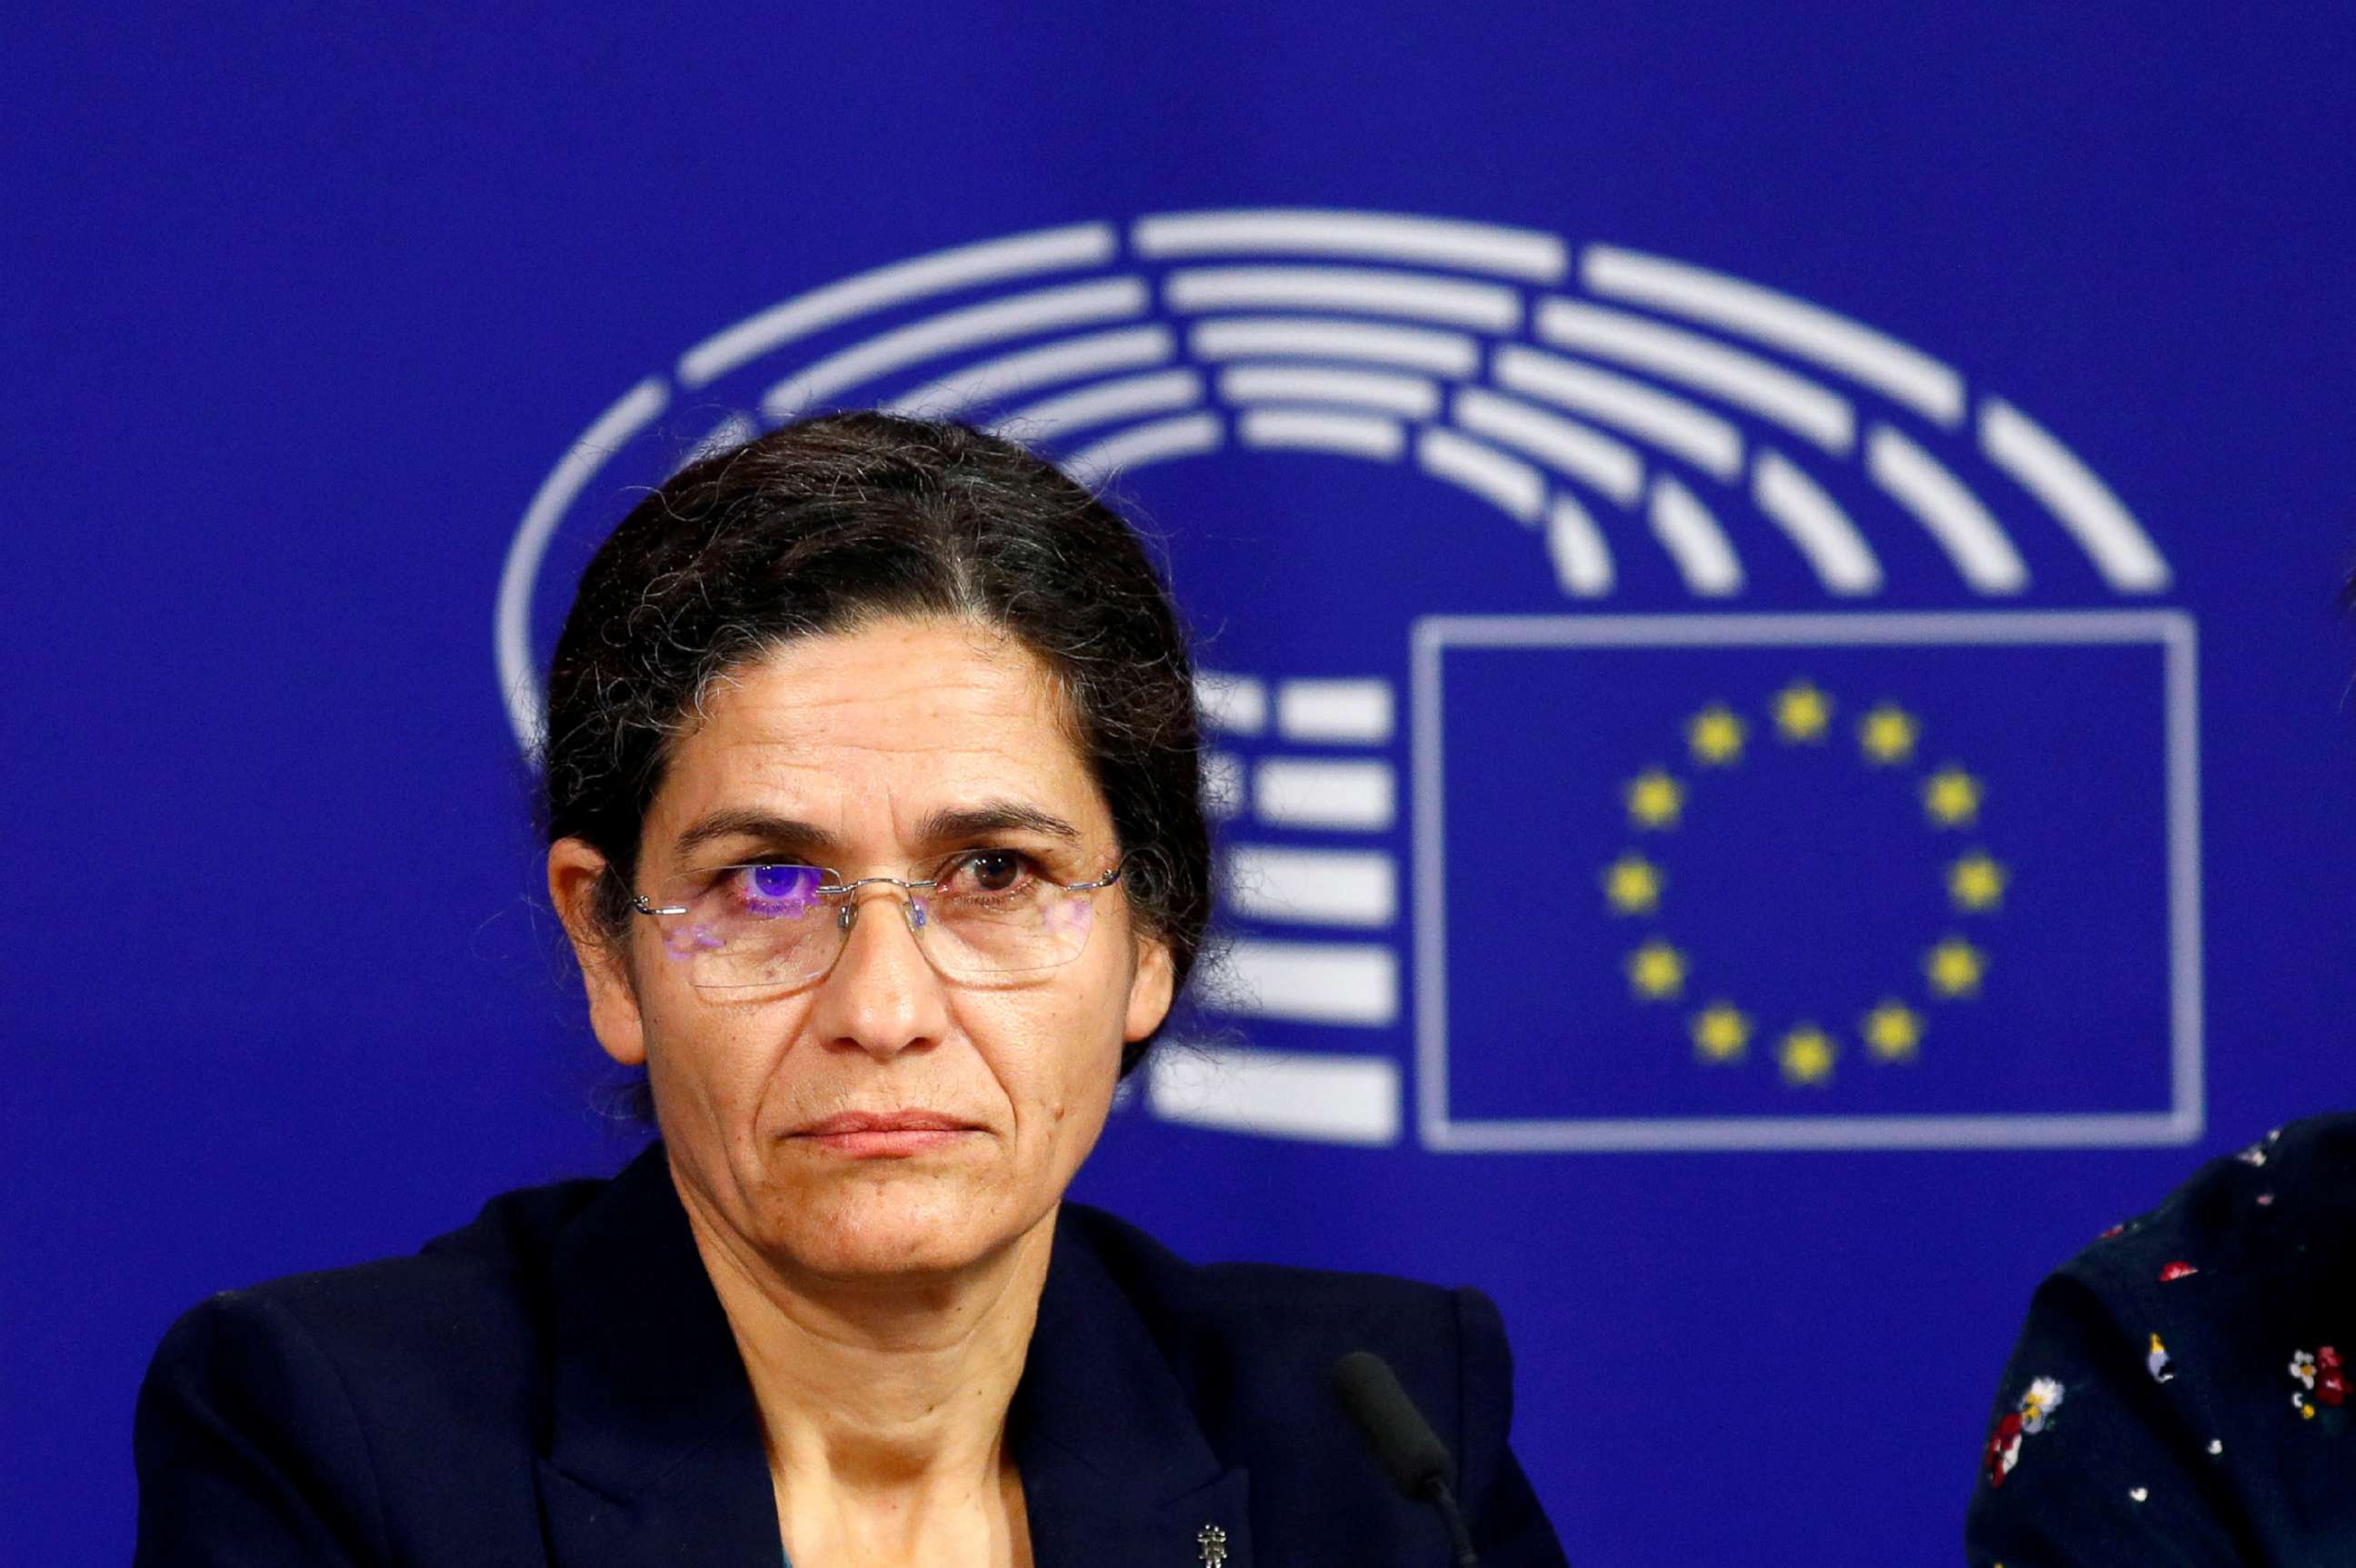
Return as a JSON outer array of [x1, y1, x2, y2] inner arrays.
[[541, 412, 1209, 1073]]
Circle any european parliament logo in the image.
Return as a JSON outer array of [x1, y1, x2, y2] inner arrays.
[[500, 208, 2199, 1154]]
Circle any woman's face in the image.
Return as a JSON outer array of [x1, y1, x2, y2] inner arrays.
[[551, 617, 1173, 1284]]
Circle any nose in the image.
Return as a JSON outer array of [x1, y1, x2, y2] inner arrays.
[[805, 885, 950, 1062]]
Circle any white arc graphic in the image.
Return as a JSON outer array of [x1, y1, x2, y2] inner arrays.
[[501, 209, 2186, 1155]]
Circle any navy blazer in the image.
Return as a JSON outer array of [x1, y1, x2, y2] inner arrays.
[[136, 1144, 1570, 1565]]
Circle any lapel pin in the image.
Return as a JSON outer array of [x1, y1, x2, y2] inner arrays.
[[1196, 1522, 1229, 1567]]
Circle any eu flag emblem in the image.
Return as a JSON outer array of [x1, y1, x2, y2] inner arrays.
[[1413, 612, 2199, 1151]]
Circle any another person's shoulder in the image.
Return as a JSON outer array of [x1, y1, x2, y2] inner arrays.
[[1967, 1111, 2356, 1564], [2079, 1111, 2356, 1281], [2024, 1110, 2356, 1363], [1995, 1111, 2356, 1355]]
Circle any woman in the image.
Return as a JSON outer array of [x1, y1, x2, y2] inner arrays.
[[135, 414, 1569, 1565]]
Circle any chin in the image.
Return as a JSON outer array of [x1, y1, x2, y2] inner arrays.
[[759, 1175, 1039, 1281]]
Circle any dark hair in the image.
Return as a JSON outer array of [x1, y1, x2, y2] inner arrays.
[[542, 411, 1210, 1074]]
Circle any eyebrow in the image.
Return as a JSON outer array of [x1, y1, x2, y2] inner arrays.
[[915, 802, 1082, 845], [669, 800, 1083, 864], [671, 810, 841, 864]]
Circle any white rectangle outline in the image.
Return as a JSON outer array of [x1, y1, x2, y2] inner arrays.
[[1411, 610, 2202, 1152]]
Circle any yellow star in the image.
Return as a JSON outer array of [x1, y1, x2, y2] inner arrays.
[[1777, 1024, 1837, 1085], [1687, 704, 1746, 766], [1925, 935, 1989, 998], [1922, 764, 1984, 827], [1602, 853, 1664, 915], [1773, 680, 1832, 743], [1948, 851, 2009, 912], [1862, 999, 1923, 1062], [1624, 767, 1685, 829], [1690, 1003, 1752, 1063], [1626, 939, 1688, 1001], [1858, 703, 1919, 765]]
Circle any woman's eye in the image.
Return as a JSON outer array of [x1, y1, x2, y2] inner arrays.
[[951, 850, 1031, 894], [736, 863, 823, 914]]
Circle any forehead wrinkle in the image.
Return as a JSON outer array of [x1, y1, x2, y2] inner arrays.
[[706, 735, 1081, 804], [767, 745, 1099, 827], [670, 725, 1104, 849]]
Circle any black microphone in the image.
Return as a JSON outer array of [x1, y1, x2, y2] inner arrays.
[[1332, 1350, 1482, 1568]]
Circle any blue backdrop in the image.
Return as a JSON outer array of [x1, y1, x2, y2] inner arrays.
[[9, 8, 2355, 1563]]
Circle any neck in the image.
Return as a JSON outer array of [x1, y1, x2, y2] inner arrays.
[[674, 1171, 1050, 1557]]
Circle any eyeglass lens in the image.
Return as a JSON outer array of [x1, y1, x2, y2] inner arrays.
[[645, 854, 1103, 989]]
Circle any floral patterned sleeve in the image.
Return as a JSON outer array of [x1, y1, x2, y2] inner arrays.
[[1966, 1256, 2251, 1563], [1965, 1118, 2356, 1566]]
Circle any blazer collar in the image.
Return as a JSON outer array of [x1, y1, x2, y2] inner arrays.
[[537, 1143, 778, 1566], [534, 1149, 1252, 1567], [1011, 1210, 1254, 1568]]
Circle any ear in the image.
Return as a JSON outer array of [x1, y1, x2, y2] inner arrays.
[[547, 837, 648, 1068], [1122, 931, 1176, 1046]]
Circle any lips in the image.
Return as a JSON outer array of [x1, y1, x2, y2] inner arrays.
[[797, 1111, 974, 1136], [789, 1110, 981, 1156]]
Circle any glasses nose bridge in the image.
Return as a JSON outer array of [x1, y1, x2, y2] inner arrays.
[[826, 875, 935, 940]]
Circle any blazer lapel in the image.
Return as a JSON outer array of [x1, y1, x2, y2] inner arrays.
[[535, 1144, 779, 1567], [1012, 1215, 1254, 1568], [532, 1158, 1250, 1567]]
